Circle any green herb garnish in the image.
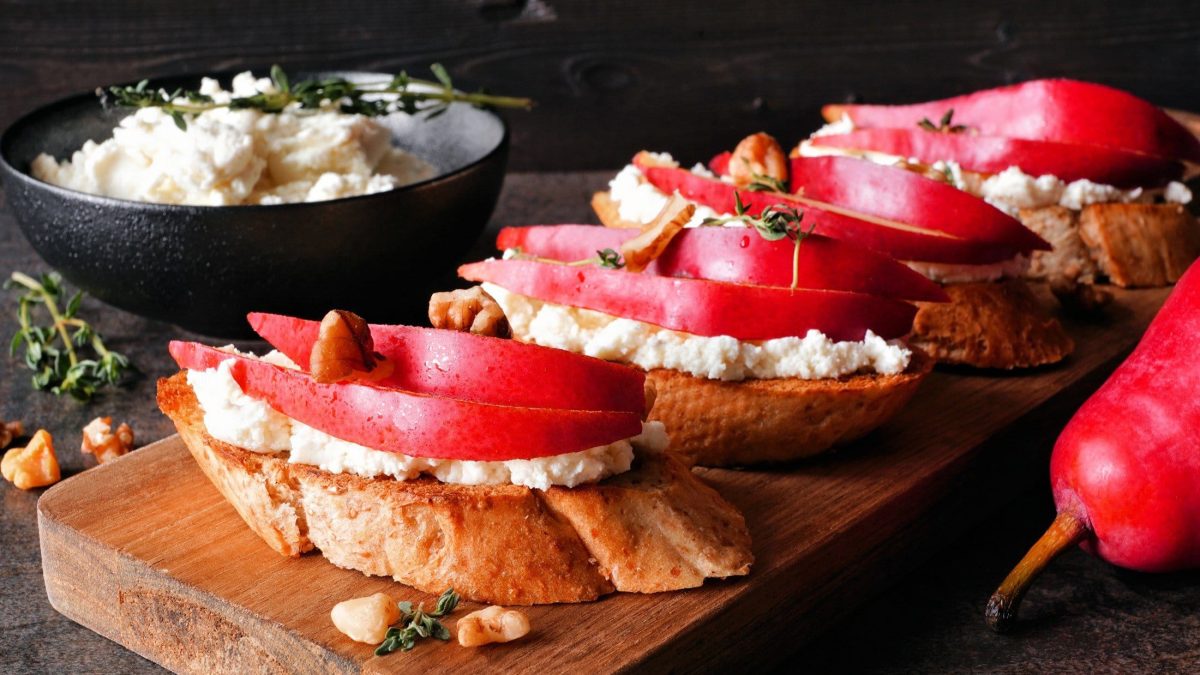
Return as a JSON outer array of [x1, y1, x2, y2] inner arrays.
[[102, 65, 534, 131], [596, 248, 626, 269], [744, 173, 790, 193], [5, 272, 132, 401], [700, 192, 815, 291], [375, 588, 460, 656], [917, 108, 968, 134]]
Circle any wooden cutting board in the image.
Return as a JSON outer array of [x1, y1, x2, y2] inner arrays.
[[38, 287, 1169, 674]]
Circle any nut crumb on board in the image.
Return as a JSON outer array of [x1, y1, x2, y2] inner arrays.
[[456, 605, 531, 647], [2, 429, 60, 490], [81, 417, 135, 464]]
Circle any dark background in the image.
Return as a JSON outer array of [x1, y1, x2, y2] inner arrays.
[[2, 1, 1200, 673], [3, 0, 1199, 171]]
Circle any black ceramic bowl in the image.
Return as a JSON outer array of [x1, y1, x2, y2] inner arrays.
[[0, 71, 508, 337]]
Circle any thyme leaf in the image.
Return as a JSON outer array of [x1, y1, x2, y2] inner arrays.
[[374, 588, 460, 657], [917, 108, 968, 134], [101, 65, 534, 130]]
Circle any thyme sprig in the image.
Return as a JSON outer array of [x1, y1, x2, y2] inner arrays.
[[101, 64, 534, 131], [595, 248, 626, 269], [375, 588, 460, 656], [917, 108, 968, 134], [744, 173, 790, 193], [5, 272, 132, 401], [701, 192, 816, 291]]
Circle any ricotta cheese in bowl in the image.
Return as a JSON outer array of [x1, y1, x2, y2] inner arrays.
[[30, 72, 435, 206]]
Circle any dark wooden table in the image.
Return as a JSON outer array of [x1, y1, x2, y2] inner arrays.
[[3, 1, 1200, 671], [2, 172, 1199, 674]]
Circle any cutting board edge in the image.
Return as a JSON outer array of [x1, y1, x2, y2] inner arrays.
[[37, 474, 360, 675]]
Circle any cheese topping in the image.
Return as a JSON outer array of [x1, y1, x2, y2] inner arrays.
[[608, 155, 735, 227], [32, 72, 435, 206], [186, 353, 662, 490], [483, 283, 911, 381]]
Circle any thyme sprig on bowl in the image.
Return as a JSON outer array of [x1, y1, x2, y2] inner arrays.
[[101, 64, 534, 131], [5, 272, 132, 401], [701, 192, 816, 291], [375, 588, 460, 656], [917, 108, 968, 134]]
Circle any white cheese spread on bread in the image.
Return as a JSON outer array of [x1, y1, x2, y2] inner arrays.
[[187, 353, 663, 490], [32, 72, 435, 206], [483, 283, 911, 381]]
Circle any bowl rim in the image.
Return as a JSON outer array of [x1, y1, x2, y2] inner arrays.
[[0, 68, 510, 211]]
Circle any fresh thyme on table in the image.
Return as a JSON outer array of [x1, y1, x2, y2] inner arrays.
[[917, 108, 969, 134], [701, 191, 816, 291], [375, 588, 461, 656], [5, 271, 132, 401], [101, 64, 534, 131]]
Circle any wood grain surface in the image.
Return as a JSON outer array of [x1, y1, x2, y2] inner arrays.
[[38, 287, 1170, 673], [2, 1, 1199, 171]]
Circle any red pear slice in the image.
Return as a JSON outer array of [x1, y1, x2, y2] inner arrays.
[[170, 341, 643, 461], [459, 258, 918, 342], [247, 313, 645, 415], [496, 225, 948, 302]]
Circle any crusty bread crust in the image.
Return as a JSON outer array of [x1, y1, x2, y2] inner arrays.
[[157, 373, 752, 605], [1078, 203, 1200, 288], [1019, 206, 1098, 285], [645, 350, 932, 467], [911, 280, 1074, 369], [1019, 203, 1200, 289], [592, 191, 645, 229]]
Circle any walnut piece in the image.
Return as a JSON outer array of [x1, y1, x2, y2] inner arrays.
[[81, 416, 134, 464], [456, 606, 530, 647], [331, 593, 401, 645], [0, 419, 24, 450], [1, 429, 60, 490], [310, 309, 394, 384], [429, 286, 509, 337], [619, 194, 695, 273], [729, 132, 788, 188]]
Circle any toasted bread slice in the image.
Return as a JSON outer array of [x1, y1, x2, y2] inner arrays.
[[1078, 203, 1200, 288], [592, 191, 645, 229], [910, 280, 1074, 369], [157, 373, 752, 605], [645, 349, 932, 467], [1019, 206, 1099, 285]]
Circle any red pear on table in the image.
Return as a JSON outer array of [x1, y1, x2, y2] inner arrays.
[[986, 260, 1200, 632]]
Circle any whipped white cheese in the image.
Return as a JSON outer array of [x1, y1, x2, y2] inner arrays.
[[186, 354, 664, 490], [32, 72, 435, 206], [608, 154, 735, 227], [483, 283, 911, 381]]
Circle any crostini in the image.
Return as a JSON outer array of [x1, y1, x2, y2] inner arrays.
[[443, 202, 942, 466], [158, 311, 752, 605], [805, 79, 1200, 290], [593, 145, 1070, 369]]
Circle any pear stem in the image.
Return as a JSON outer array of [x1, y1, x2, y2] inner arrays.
[[985, 510, 1088, 633]]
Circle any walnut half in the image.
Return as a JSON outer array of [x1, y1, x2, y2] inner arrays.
[[310, 309, 395, 384], [429, 286, 509, 337]]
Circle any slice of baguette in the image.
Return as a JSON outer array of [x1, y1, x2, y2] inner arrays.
[[910, 279, 1074, 369], [645, 349, 932, 467], [592, 191, 645, 229], [157, 373, 752, 605], [1078, 203, 1200, 288]]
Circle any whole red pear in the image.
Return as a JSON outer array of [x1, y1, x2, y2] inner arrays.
[[986, 260, 1200, 632]]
